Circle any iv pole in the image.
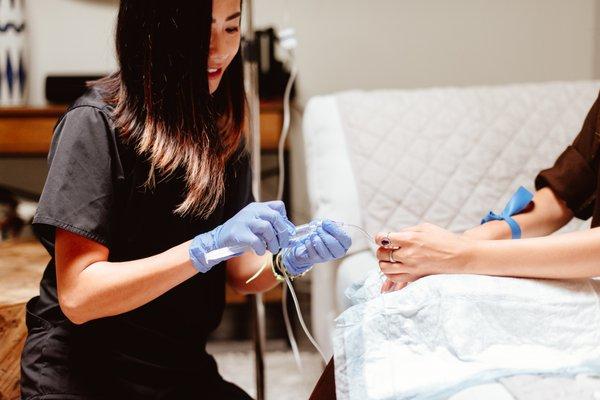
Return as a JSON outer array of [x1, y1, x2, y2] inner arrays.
[[242, 1, 267, 399]]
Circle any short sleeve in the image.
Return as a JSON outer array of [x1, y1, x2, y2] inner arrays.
[[535, 92, 600, 220], [33, 106, 116, 248]]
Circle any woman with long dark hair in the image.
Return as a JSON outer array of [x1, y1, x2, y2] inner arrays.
[[20, 1, 351, 398]]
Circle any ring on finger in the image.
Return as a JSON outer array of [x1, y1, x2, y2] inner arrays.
[[382, 232, 392, 247]]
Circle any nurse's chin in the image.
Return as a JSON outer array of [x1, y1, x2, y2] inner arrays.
[[209, 82, 222, 95]]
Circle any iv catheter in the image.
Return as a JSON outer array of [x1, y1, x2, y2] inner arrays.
[[202, 220, 374, 266], [201, 220, 326, 265], [243, 221, 373, 285]]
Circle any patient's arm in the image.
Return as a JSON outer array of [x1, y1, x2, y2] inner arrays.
[[377, 222, 600, 282], [376, 187, 587, 287], [468, 227, 600, 279], [462, 187, 573, 240]]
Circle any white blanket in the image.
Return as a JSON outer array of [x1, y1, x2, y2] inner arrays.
[[333, 272, 600, 400]]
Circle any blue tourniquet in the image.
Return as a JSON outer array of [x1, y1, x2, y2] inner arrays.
[[481, 186, 533, 239]]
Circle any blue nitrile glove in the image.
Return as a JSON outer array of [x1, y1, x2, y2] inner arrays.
[[281, 219, 352, 277], [189, 201, 295, 273]]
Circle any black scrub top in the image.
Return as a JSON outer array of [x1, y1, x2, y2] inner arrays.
[[20, 88, 254, 400]]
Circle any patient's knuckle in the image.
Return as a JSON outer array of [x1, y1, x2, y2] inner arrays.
[[412, 231, 424, 241], [404, 232, 416, 242], [404, 248, 416, 258]]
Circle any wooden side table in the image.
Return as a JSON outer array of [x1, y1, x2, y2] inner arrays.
[[0, 106, 65, 156], [0, 101, 285, 156]]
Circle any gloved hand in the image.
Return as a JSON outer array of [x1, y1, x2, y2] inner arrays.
[[281, 219, 352, 277], [190, 201, 295, 273]]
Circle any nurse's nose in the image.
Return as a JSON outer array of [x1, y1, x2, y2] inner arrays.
[[209, 31, 227, 62]]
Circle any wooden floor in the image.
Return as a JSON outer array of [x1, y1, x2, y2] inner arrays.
[[0, 239, 48, 400], [0, 239, 49, 305]]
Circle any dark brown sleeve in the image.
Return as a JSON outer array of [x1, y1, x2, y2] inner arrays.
[[535, 92, 600, 220]]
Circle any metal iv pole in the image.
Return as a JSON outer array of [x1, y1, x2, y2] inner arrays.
[[242, 1, 267, 399]]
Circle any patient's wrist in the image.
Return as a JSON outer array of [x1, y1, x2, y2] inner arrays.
[[463, 220, 511, 241], [463, 240, 489, 274], [466, 239, 517, 276], [455, 239, 479, 274]]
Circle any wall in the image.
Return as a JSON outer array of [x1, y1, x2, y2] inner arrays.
[[254, 0, 598, 102], [0, 0, 118, 194], [27, 0, 118, 106], [3, 0, 600, 211], [254, 0, 600, 221], [23, 0, 600, 107]]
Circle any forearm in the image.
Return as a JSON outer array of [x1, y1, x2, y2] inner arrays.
[[60, 241, 197, 324], [463, 188, 573, 240], [226, 252, 279, 294], [466, 227, 600, 279]]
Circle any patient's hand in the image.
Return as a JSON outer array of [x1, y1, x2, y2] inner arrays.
[[375, 223, 476, 287], [380, 279, 407, 293]]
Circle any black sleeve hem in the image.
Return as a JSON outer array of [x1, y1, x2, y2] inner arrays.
[[33, 215, 110, 247]]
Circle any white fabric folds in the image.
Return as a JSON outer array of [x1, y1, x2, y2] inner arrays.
[[334, 272, 600, 400]]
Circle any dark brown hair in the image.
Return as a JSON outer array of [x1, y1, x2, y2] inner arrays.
[[94, 0, 246, 218]]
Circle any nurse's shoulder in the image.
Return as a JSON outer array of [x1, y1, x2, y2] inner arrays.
[[48, 88, 118, 167]]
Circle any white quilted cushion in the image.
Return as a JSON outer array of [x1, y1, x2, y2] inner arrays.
[[303, 96, 370, 255], [335, 82, 599, 238]]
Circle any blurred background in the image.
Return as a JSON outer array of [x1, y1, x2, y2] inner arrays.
[[3, 0, 600, 219], [1, 0, 600, 399]]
